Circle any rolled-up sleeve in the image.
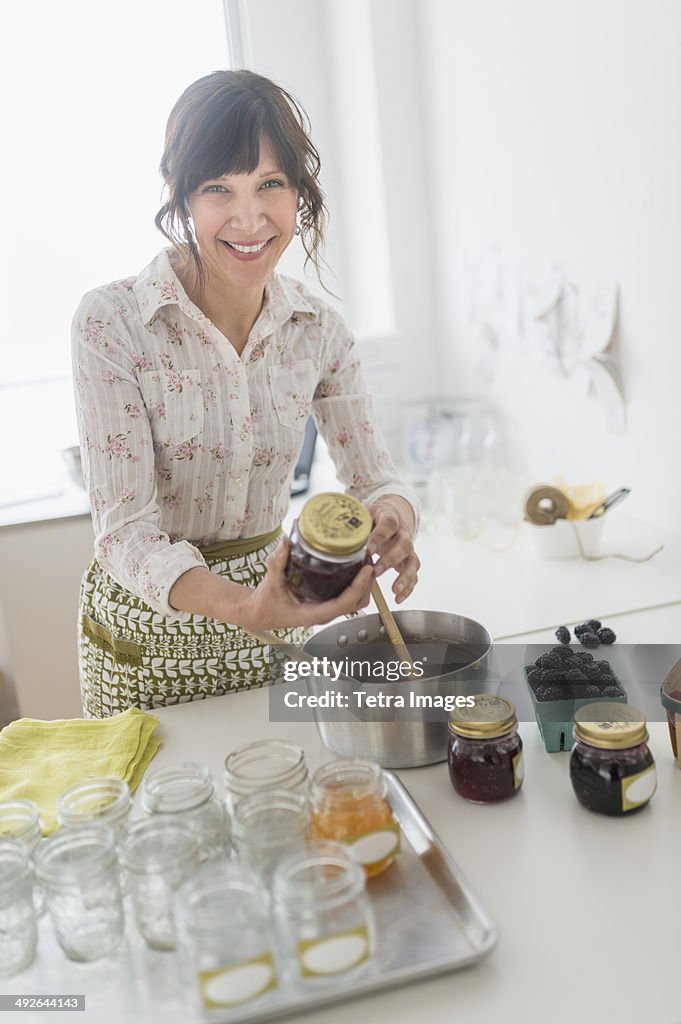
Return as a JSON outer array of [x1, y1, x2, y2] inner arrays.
[[71, 292, 207, 616], [311, 308, 420, 531]]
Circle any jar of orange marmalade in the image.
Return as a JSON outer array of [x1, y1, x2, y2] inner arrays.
[[285, 492, 372, 603], [310, 760, 399, 879]]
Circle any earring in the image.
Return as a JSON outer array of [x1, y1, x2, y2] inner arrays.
[[294, 221, 301, 236]]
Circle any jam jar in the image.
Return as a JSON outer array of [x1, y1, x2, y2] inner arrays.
[[285, 492, 372, 602], [448, 695, 524, 803], [310, 759, 399, 878], [570, 702, 656, 816]]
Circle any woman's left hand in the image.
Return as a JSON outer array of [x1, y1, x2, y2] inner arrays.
[[367, 495, 420, 604]]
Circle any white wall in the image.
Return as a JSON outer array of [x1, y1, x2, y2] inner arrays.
[[419, 0, 681, 533]]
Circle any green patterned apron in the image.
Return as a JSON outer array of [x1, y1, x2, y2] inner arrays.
[[78, 528, 307, 719]]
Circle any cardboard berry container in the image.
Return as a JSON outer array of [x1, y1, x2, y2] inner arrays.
[[524, 664, 628, 753], [660, 659, 681, 767]]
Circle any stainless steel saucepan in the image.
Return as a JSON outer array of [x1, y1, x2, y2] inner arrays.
[[302, 610, 494, 769]]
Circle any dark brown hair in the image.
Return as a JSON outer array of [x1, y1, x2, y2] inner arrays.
[[155, 69, 328, 293]]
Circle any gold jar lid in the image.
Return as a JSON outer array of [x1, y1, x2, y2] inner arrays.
[[574, 702, 648, 749], [448, 695, 518, 739], [298, 492, 372, 556]]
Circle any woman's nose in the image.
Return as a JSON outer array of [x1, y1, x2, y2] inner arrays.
[[228, 195, 267, 234]]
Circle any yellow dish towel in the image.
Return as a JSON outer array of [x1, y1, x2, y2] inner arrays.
[[0, 707, 161, 834]]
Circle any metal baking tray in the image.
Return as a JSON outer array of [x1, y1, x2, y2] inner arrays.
[[224, 770, 497, 1023], [16, 774, 496, 1023]]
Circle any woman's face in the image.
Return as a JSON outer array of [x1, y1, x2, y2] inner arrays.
[[187, 139, 298, 296]]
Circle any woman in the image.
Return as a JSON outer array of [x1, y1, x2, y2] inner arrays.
[[72, 69, 420, 718]]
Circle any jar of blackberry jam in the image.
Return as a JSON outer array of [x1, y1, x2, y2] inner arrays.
[[285, 492, 372, 602], [448, 696, 524, 803], [570, 703, 656, 816]]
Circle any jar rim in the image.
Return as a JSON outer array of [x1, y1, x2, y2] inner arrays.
[[311, 759, 385, 806], [573, 702, 649, 749], [224, 740, 307, 797], [0, 799, 41, 840], [33, 823, 117, 885], [176, 863, 267, 934], [273, 839, 366, 910], [448, 695, 517, 739], [141, 762, 214, 813], [57, 777, 131, 827]]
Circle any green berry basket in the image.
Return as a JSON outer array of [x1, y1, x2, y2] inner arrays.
[[660, 658, 681, 767], [524, 656, 628, 753]]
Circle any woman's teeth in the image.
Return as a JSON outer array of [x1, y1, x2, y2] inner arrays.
[[226, 240, 269, 253]]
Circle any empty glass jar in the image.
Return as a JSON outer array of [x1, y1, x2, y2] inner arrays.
[[224, 740, 309, 813], [177, 862, 279, 1014], [0, 838, 37, 977], [121, 818, 200, 950], [310, 759, 399, 878], [33, 823, 124, 962], [57, 777, 131, 841], [0, 799, 44, 914], [232, 789, 311, 880], [273, 839, 374, 984], [141, 762, 228, 861]]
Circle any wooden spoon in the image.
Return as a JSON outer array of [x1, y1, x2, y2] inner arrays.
[[370, 579, 416, 676]]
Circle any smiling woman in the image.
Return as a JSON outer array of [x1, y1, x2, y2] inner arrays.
[[72, 69, 420, 718]]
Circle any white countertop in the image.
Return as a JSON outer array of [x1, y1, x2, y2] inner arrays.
[[12, 681, 680, 1024]]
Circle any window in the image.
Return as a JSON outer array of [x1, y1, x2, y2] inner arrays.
[[0, 0, 229, 504]]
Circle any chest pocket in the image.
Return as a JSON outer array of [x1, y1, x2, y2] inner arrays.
[[268, 359, 317, 431], [140, 368, 204, 445]]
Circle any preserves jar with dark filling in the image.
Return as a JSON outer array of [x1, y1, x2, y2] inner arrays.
[[448, 695, 524, 803], [570, 702, 656, 816], [285, 492, 372, 602]]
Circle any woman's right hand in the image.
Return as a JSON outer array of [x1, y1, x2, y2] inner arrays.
[[236, 537, 374, 632]]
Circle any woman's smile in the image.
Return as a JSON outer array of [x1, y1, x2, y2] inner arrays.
[[220, 237, 276, 260]]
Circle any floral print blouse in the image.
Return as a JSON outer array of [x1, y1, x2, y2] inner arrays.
[[72, 248, 417, 617]]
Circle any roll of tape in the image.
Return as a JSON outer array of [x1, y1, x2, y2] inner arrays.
[[524, 485, 569, 525]]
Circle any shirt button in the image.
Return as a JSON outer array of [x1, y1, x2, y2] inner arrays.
[[235, 478, 243, 486], [240, 430, 250, 441]]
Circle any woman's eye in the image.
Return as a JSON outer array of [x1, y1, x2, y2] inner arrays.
[[203, 184, 228, 194], [261, 179, 285, 189]]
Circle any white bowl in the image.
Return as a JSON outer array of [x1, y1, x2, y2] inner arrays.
[[525, 517, 605, 559]]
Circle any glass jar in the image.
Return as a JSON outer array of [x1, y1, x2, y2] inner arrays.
[[284, 492, 372, 602], [310, 759, 399, 878], [176, 862, 279, 1014], [0, 799, 44, 914], [273, 839, 374, 984], [224, 739, 308, 814], [232, 789, 311, 880], [570, 702, 656, 816], [141, 762, 228, 861], [448, 695, 524, 803], [120, 818, 200, 951], [56, 777, 131, 841], [0, 838, 37, 977], [33, 823, 124, 962]]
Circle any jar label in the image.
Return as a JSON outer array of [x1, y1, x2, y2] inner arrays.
[[621, 764, 657, 812], [344, 824, 401, 867], [298, 923, 371, 977], [512, 751, 525, 789], [198, 952, 277, 1009]]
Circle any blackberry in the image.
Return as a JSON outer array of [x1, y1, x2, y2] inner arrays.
[[573, 651, 594, 664], [592, 660, 612, 677], [526, 668, 541, 688], [604, 685, 623, 698], [535, 652, 563, 670], [555, 626, 571, 645], [598, 627, 616, 645], [538, 685, 570, 702], [564, 668, 587, 682], [585, 685, 601, 698], [575, 620, 602, 636], [552, 644, 574, 661], [579, 632, 600, 649]]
